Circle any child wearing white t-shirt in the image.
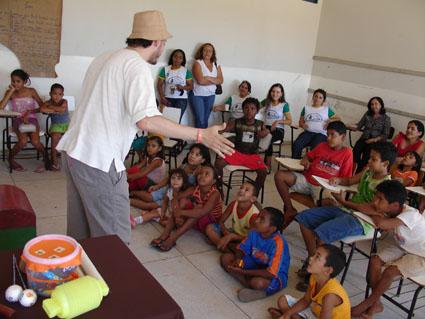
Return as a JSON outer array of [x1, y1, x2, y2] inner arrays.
[[292, 89, 338, 159], [351, 180, 425, 318]]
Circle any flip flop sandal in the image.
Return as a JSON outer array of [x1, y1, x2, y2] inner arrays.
[[34, 164, 45, 173], [51, 163, 61, 171]]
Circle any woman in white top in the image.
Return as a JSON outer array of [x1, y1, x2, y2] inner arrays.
[[213, 80, 251, 121], [189, 43, 224, 128], [157, 49, 193, 122]]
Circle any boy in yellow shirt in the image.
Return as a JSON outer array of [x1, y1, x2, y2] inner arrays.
[[205, 181, 259, 252], [269, 244, 350, 319]]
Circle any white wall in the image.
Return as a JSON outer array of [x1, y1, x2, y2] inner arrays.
[[0, 0, 323, 136], [311, 0, 425, 136]]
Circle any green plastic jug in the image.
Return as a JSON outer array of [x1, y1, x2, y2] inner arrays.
[[42, 276, 109, 319]]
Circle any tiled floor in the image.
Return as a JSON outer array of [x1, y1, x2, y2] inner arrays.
[[2, 153, 424, 319]]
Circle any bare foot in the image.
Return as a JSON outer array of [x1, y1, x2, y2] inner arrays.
[[10, 159, 25, 171], [159, 236, 176, 251], [365, 301, 383, 317], [267, 307, 283, 319]]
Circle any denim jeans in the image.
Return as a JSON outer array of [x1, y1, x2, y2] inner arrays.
[[189, 91, 215, 128], [292, 131, 327, 159], [295, 206, 364, 243], [167, 98, 188, 123]]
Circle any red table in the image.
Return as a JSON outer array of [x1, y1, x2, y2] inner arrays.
[[0, 235, 184, 319]]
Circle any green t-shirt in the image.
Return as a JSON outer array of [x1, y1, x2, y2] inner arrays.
[[344, 169, 391, 233]]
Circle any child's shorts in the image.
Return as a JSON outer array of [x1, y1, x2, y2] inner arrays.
[[195, 214, 218, 234], [242, 255, 286, 295], [151, 187, 167, 206], [376, 244, 425, 278], [224, 151, 266, 170], [49, 123, 69, 134], [210, 223, 235, 236], [295, 206, 364, 243], [290, 172, 332, 204], [284, 295, 316, 318]]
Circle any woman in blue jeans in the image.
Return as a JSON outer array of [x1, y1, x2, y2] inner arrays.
[[190, 43, 223, 128], [157, 49, 193, 122]]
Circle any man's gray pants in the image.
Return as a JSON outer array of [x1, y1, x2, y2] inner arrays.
[[62, 152, 131, 244]]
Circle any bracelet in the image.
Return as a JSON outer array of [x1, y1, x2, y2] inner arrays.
[[196, 129, 202, 143]]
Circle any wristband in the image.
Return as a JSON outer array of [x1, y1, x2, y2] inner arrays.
[[196, 129, 202, 143]]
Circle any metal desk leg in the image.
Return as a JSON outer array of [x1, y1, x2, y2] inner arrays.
[[5, 118, 12, 173]]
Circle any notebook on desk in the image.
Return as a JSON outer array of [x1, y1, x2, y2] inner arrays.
[[312, 175, 358, 193]]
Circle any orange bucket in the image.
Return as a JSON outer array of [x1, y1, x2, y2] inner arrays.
[[21, 234, 81, 296]]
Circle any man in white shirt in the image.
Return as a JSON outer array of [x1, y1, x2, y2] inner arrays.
[[57, 10, 233, 244]]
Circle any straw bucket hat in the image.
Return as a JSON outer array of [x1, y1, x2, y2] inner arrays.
[[128, 10, 172, 41]]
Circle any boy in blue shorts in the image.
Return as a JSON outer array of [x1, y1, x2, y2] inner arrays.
[[221, 207, 290, 302]]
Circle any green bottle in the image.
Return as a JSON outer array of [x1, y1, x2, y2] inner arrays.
[[42, 276, 109, 319]]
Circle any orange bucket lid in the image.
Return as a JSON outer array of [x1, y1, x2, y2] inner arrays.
[[21, 234, 81, 272]]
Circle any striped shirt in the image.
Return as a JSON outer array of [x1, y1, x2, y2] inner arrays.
[[192, 185, 222, 220]]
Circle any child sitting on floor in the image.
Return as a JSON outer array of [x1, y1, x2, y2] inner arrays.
[[391, 151, 422, 186], [351, 180, 425, 318], [294, 142, 395, 291], [205, 181, 259, 252], [127, 135, 166, 191], [130, 143, 210, 212], [220, 207, 290, 303], [131, 168, 190, 227], [40, 83, 69, 171], [274, 120, 353, 227], [215, 97, 270, 190], [151, 164, 222, 251], [268, 244, 350, 319]]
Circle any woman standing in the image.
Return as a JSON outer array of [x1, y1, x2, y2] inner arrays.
[[190, 43, 223, 128], [157, 49, 193, 122]]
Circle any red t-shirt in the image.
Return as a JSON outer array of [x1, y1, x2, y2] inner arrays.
[[392, 132, 424, 157], [303, 142, 353, 186]]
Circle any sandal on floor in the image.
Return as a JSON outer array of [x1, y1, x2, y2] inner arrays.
[[150, 238, 165, 248], [51, 163, 61, 171], [34, 164, 45, 173]]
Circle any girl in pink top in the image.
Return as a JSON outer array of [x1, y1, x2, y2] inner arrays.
[[0, 69, 46, 172], [392, 120, 425, 165]]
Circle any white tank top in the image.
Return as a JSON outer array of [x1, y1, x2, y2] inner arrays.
[[193, 59, 217, 96]]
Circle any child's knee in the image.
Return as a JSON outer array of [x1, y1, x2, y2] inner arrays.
[[277, 294, 290, 311], [371, 255, 384, 268], [220, 253, 234, 270], [250, 277, 269, 290], [383, 265, 401, 278]]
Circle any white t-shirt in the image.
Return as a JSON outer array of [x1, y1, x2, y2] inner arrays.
[[264, 102, 290, 128], [302, 105, 332, 135], [192, 59, 217, 96], [57, 49, 161, 172], [394, 205, 425, 258], [161, 65, 191, 99]]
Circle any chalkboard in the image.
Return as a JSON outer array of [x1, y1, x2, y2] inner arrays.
[[0, 0, 62, 78]]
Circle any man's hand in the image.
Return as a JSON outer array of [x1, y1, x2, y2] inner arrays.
[[202, 123, 234, 158]]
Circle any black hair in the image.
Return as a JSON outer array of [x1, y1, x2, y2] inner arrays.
[[182, 143, 211, 165], [370, 142, 397, 169], [126, 38, 153, 48], [398, 151, 422, 173], [313, 88, 327, 102], [242, 97, 260, 112], [408, 120, 425, 139], [320, 244, 347, 278], [199, 163, 220, 190], [11, 69, 30, 85], [243, 181, 259, 197], [168, 168, 190, 191], [50, 83, 64, 92], [265, 83, 286, 106], [263, 207, 284, 233], [239, 80, 252, 93], [144, 135, 164, 159], [376, 180, 407, 207], [327, 120, 347, 135], [367, 96, 386, 116], [168, 49, 187, 67]]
